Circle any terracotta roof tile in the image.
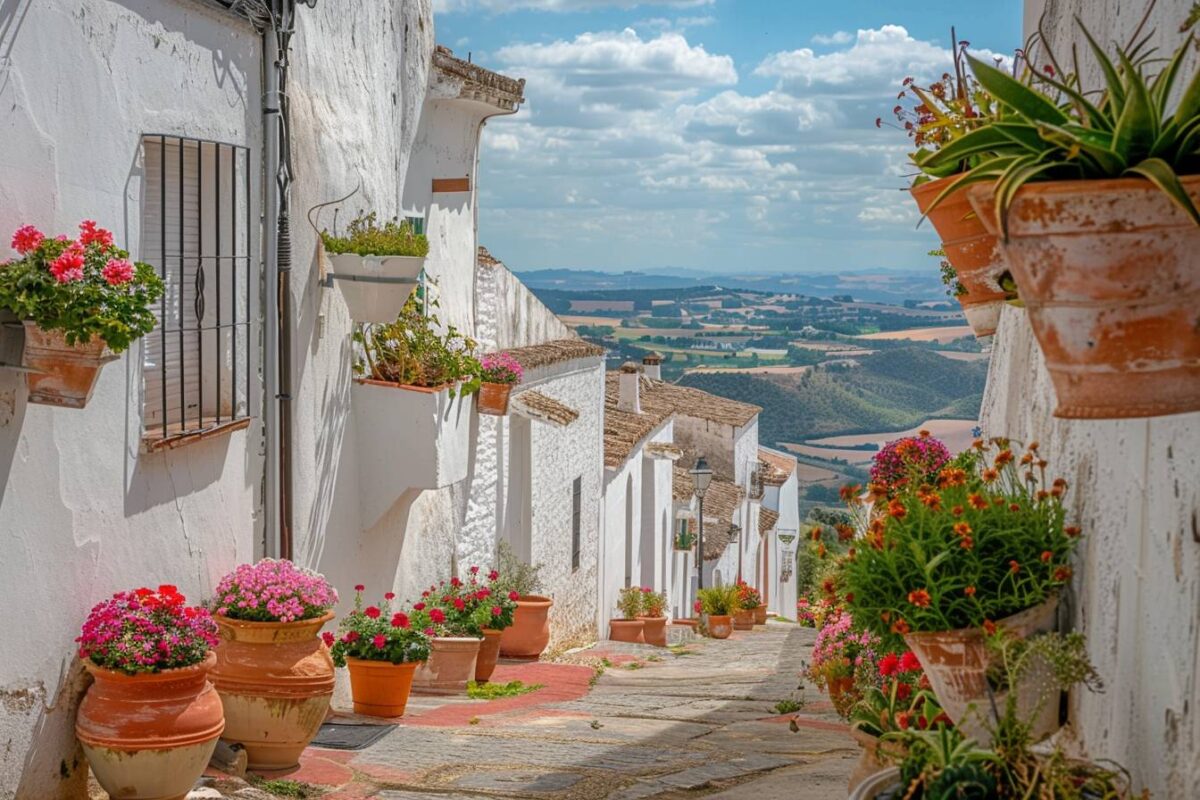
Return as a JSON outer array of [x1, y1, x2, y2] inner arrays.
[[511, 390, 578, 427], [501, 339, 605, 370], [608, 373, 760, 428], [673, 466, 744, 560], [758, 448, 797, 486], [760, 506, 780, 533], [433, 46, 525, 109]]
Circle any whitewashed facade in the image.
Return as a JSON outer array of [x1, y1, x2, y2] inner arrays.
[[758, 447, 801, 619]]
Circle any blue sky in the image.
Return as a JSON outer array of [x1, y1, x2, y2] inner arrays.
[[434, 0, 1023, 274]]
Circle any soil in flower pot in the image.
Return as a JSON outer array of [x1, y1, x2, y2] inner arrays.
[[754, 604, 768, 625], [968, 177, 1200, 419], [639, 616, 668, 647], [499, 595, 553, 659], [707, 615, 733, 640], [22, 322, 117, 409], [477, 382, 512, 416], [475, 629, 503, 683], [732, 608, 755, 631], [345, 658, 419, 717], [76, 652, 225, 800], [209, 612, 335, 771], [911, 178, 1009, 338], [609, 619, 645, 644], [412, 637, 481, 695]]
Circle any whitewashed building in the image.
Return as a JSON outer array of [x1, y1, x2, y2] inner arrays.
[[756, 447, 801, 619]]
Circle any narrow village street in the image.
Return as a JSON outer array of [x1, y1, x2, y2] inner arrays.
[[193, 623, 856, 800]]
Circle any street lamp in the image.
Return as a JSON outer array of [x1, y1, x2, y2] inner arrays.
[[690, 456, 713, 593]]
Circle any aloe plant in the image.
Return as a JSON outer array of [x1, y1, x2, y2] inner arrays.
[[917, 20, 1200, 236]]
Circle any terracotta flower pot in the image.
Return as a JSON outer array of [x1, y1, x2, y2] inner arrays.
[[609, 619, 645, 644], [475, 628, 503, 683], [499, 595, 553, 659], [754, 604, 768, 625], [911, 178, 1009, 338], [904, 597, 1058, 738], [968, 177, 1200, 418], [707, 614, 732, 639], [478, 382, 513, 416], [345, 658, 419, 717], [412, 637, 481, 695], [674, 618, 699, 631], [732, 608, 755, 631], [22, 322, 118, 409], [638, 616, 668, 647], [825, 675, 858, 717], [76, 652, 224, 800], [848, 728, 908, 793], [209, 612, 335, 770]]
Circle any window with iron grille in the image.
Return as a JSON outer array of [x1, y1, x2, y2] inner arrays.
[[139, 135, 254, 445], [571, 476, 582, 571]]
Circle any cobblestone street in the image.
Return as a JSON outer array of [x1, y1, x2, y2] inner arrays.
[[194, 623, 856, 800]]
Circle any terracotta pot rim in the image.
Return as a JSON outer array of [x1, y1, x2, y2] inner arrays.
[[515, 595, 553, 607], [637, 614, 666, 619], [904, 595, 1058, 643], [80, 650, 217, 683], [610, 618, 645, 624], [345, 657, 423, 669], [973, 173, 1200, 199], [481, 380, 518, 388], [480, 628, 504, 636], [214, 610, 335, 629], [354, 378, 460, 394]]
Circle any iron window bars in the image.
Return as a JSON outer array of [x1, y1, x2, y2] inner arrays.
[[140, 135, 253, 444]]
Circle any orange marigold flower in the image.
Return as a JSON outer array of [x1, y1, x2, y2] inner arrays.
[[1064, 525, 1081, 538], [918, 429, 931, 438], [1009, 503, 1021, 512], [951, 505, 964, 517], [1053, 566, 1073, 582], [839, 483, 862, 502], [1028, 441, 1039, 452], [920, 492, 943, 511], [1041, 550, 1053, 563], [982, 468, 999, 483], [908, 589, 931, 608], [817, 543, 827, 558], [1020, 452, 1034, 465], [1009, 560, 1021, 574], [810, 526, 823, 541], [993, 497, 1006, 506], [891, 618, 911, 635], [968, 493, 989, 510], [953, 521, 972, 537], [835, 523, 854, 542], [937, 467, 967, 488], [960, 536, 974, 550], [880, 611, 891, 623], [964, 585, 976, 597], [888, 499, 907, 519], [982, 619, 997, 636], [995, 450, 1014, 466], [972, 438, 984, 451]]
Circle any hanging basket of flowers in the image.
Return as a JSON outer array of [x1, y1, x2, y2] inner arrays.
[[321, 213, 428, 323], [3, 221, 163, 408]]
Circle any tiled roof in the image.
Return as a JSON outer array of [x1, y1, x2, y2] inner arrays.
[[511, 391, 578, 427], [501, 339, 606, 370], [758, 448, 797, 486], [760, 507, 780, 533], [433, 46, 525, 110], [672, 466, 745, 560], [615, 374, 760, 428], [645, 442, 684, 461], [604, 407, 670, 468], [477, 246, 500, 268]]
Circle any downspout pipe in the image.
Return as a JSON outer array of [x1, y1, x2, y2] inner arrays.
[[262, 21, 281, 559]]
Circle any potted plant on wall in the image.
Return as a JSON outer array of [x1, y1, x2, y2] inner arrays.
[[75, 586, 223, 800], [638, 588, 669, 647], [610, 586, 646, 643], [732, 581, 761, 631], [918, 25, 1200, 418], [329, 586, 431, 718], [321, 212, 429, 323], [411, 577, 488, 695], [478, 352, 523, 416], [2, 221, 163, 408], [207, 560, 338, 770], [696, 585, 738, 640], [464, 566, 519, 683], [494, 543, 554, 660]]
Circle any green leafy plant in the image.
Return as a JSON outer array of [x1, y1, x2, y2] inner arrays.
[[640, 587, 667, 618], [774, 698, 804, 715], [734, 580, 762, 611], [491, 541, 544, 598], [851, 650, 950, 738], [328, 586, 430, 667], [615, 586, 643, 619], [248, 777, 321, 798], [918, 21, 1200, 236], [321, 212, 429, 257], [467, 680, 542, 699], [696, 585, 740, 616], [355, 296, 482, 394], [2, 221, 164, 352]]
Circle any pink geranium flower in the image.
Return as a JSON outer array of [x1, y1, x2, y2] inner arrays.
[[11, 225, 44, 254], [49, 246, 85, 283], [101, 258, 135, 286], [78, 220, 114, 248]]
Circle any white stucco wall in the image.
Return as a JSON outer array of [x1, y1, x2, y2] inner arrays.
[[761, 462, 801, 618]]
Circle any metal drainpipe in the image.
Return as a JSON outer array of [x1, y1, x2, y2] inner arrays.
[[262, 24, 281, 558]]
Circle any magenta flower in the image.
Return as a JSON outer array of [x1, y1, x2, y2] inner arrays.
[[10, 225, 44, 255]]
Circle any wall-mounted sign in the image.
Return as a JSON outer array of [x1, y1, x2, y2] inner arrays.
[[432, 177, 471, 193], [777, 533, 796, 545]]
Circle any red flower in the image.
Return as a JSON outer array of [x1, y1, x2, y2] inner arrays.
[[964, 585, 976, 598], [78, 220, 114, 248], [968, 493, 988, 510], [391, 613, 409, 629], [907, 589, 931, 608], [1009, 560, 1021, 574], [384, 592, 395, 600], [895, 682, 913, 701], [102, 258, 135, 286], [373, 634, 387, 649], [1054, 566, 1073, 582], [413, 602, 426, 611], [982, 619, 997, 636], [898, 651, 921, 672], [424, 627, 436, 636], [491, 606, 502, 616], [508, 591, 520, 601], [11, 224, 44, 254], [321, 632, 335, 647], [469, 566, 480, 575], [1041, 550, 1053, 563], [450, 577, 462, 588], [453, 597, 466, 612], [476, 588, 491, 600], [354, 584, 365, 592], [890, 618, 910, 635], [878, 652, 900, 677], [344, 631, 360, 643], [429, 608, 446, 624], [1064, 525, 1081, 538], [49, 247, 85, 283], [896, 711, 911, 730], [364, 606, 381, 619], [488, 570, 499, 581]]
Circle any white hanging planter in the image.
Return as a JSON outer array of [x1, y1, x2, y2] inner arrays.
[[326, 253, 425, 323]]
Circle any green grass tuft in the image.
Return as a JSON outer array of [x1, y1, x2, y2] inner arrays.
[[466, 680, 543, 700], [249, 777, 321, 798]]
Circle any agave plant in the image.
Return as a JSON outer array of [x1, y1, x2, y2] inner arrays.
[[917, 19, 1200, 236]]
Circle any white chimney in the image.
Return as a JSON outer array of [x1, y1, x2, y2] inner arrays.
[[642, 353, 662, 381], [617, 362, 641, 413]]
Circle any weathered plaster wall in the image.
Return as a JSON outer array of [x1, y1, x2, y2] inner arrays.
[[0, 2, 263, 797], [487, 260, 573, 350], [981, 6, 1199, 797], [762, 461, 800, 618]]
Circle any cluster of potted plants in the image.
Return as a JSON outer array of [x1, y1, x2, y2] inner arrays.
[[609, 586, 669, 646], [733, 580, 766, 629], [2, 220, 163, 408], [898, 24, 1200, 418], [695, 585, 739, 640]]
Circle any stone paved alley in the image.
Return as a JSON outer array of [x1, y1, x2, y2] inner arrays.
[[183, 623, 856, 800]]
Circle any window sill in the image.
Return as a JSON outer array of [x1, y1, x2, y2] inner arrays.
[[141, 418, 252, 454]]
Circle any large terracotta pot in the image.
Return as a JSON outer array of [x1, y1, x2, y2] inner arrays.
[[477, 382, 512, 416], [754, 604, 768, 625], [904, 597, 1058, 739], [609, 619, 645, 644], [911, 178, 1009, 338], [22, 322, 118, 409], [968, 177, 1200, 419], [848, 728, 908, 792], [639, 616, 668, 647], [412, 637, 481, 695], [825, 675, 858, 717], [707, 614, 732, 639], [209, 612, 334, 770], [76, 652, 224, 800], [732, 608, 755, 631], [499, 595, 553, 659], [345, 658, 419, 717], [475, 629, 503, 683]]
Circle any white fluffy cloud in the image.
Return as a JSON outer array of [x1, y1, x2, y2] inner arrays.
[[811, 31, 853, 46]]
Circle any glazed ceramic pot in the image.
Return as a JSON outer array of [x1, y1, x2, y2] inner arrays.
[[968, 176, 1200, 419], [477, 382, 512, 416], [754, 604, 768, 625], [849, 767, 902, 800], [22, 322, 118, 409], [499, 595, 553, 659], [412, 637, 481, 694], [609, 619, 645, 644], [209, 612, 335, 770], [639, 616, 668, 647], [475, 628, 503, 682], [732, 608, 755, 631], [910, 177, 1008, 338], [345, 658, 419, 717], [707, 614, 732, 639], [848, 728, 908, 792], [76, 652, 224, 800]]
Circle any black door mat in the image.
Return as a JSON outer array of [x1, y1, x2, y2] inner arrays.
[[310, 722, 396, 750]]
